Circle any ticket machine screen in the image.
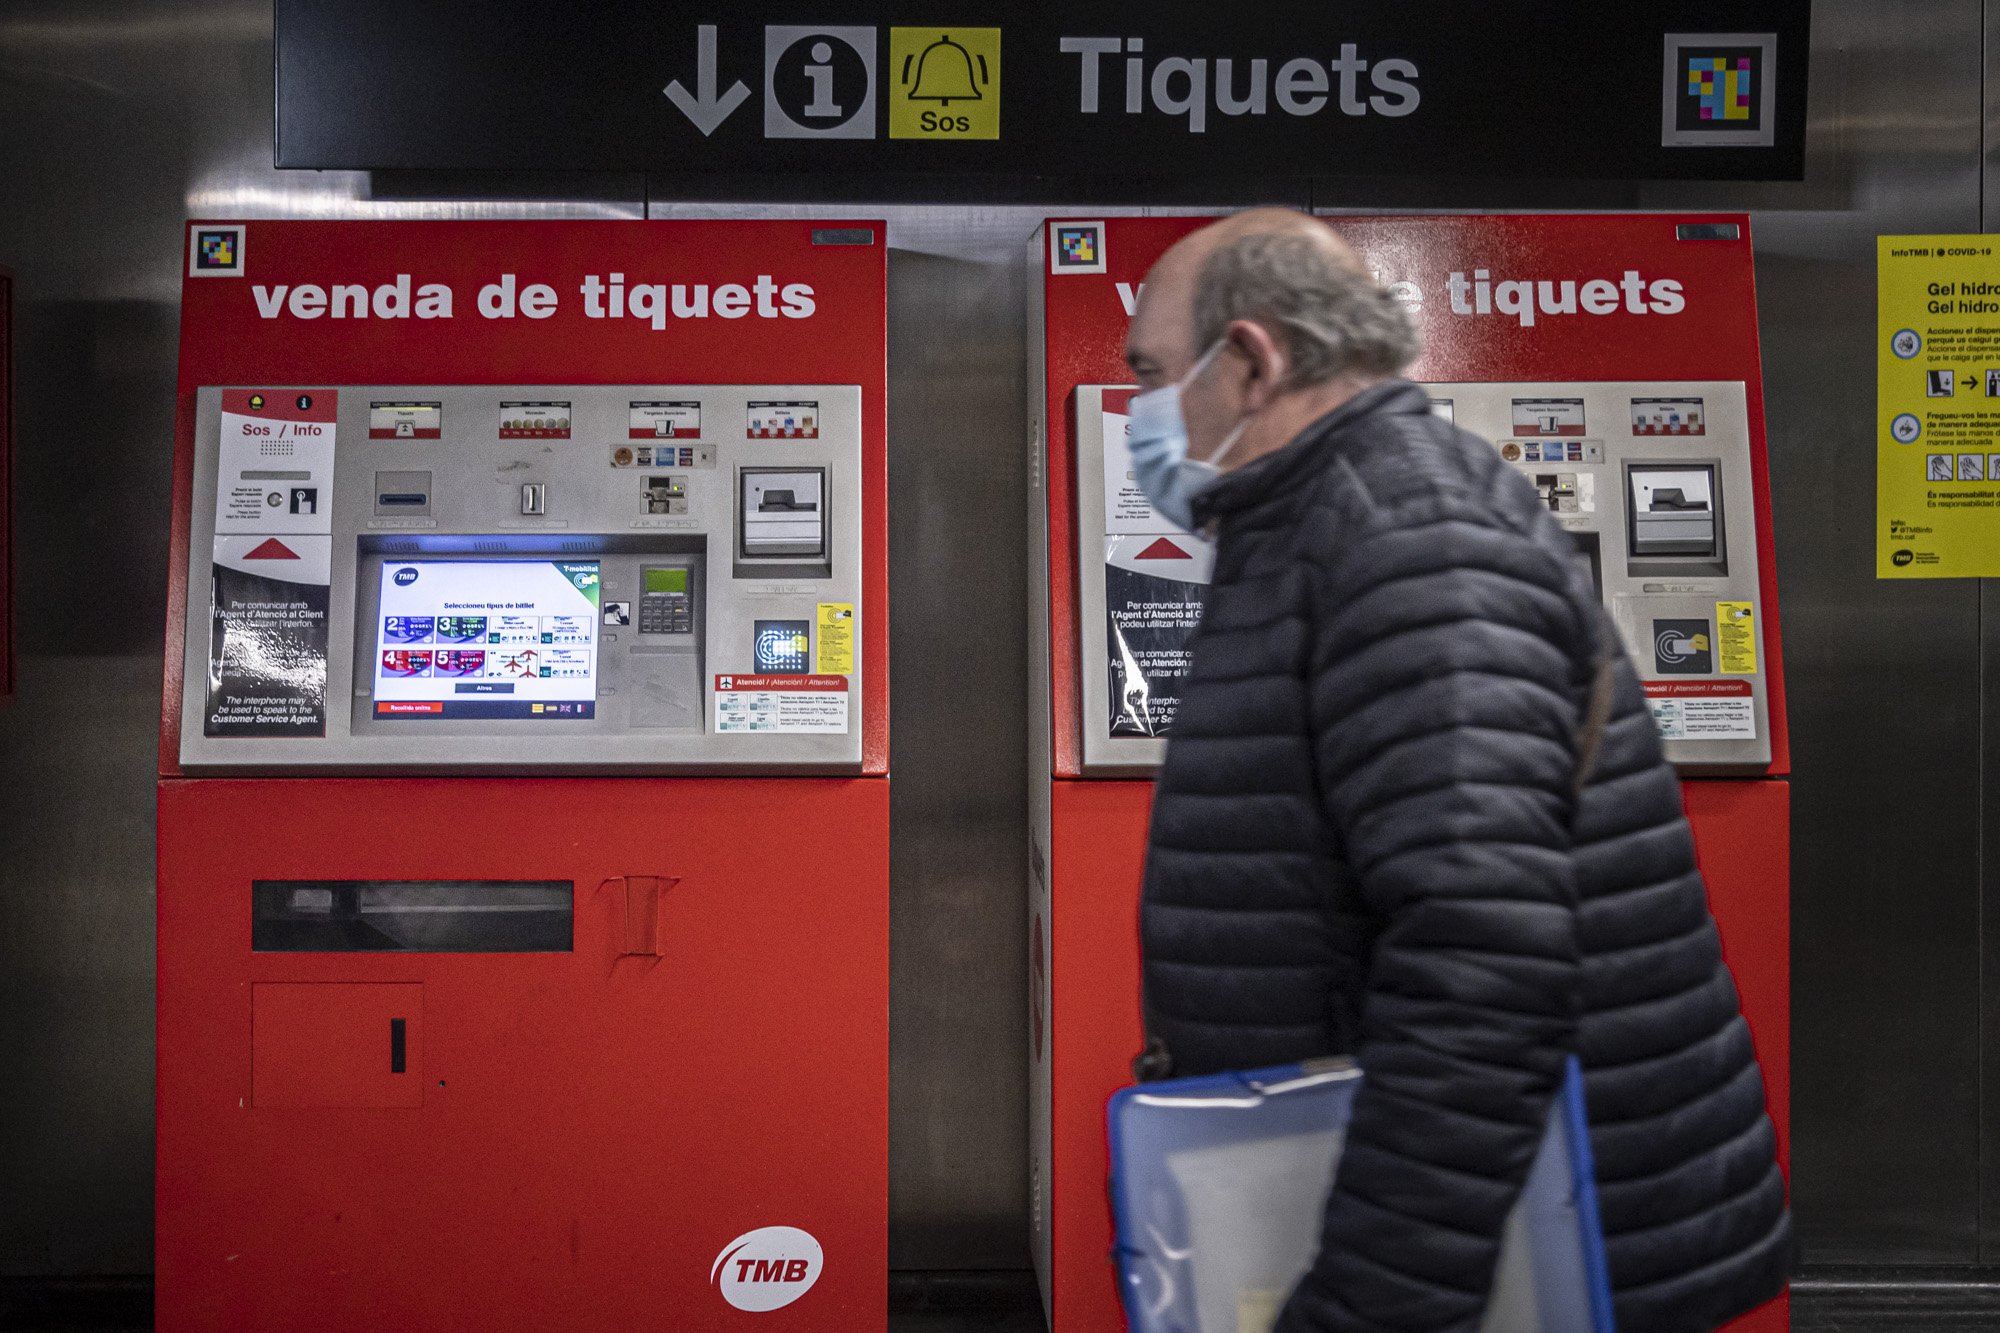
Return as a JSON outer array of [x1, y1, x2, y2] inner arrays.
[[372, 559, 601, 720]]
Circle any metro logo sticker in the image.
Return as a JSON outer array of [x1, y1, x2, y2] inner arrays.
[[189, 224, 245, 277], [1051, 221, 1107, 275], [711, 1226, 823, 1313]]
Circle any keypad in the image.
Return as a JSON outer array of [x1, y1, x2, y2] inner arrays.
[[640, 589, 692, 635]]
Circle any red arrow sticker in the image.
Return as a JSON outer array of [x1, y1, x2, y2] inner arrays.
[[242, 538, 300, 560], [1134, 537, 1190, 560]]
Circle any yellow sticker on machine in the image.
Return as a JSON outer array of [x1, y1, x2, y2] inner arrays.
[[1716, 601, 1758, 674], [816, 603, 855, 675]]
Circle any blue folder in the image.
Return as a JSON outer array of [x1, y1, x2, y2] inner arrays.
[[1108, 1055, 1615, 1333]]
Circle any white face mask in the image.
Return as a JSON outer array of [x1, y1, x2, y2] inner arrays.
[[1125, 339, 1250, 531]]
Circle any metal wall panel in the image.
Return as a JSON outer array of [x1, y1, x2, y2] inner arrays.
[[1655, 3, 1987, 1264], [0, 0, 1991, 1280], [0, 0, 641, 1277]]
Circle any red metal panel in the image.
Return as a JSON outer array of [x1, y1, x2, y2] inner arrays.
[[1047, 779, 1151, 1333], [1041, 215, 1789, 778], [1047, 778, 1791, 1331], [158, 777, 888, 1333], [1687, 779, 1792, 1173], [162, 220, 889, 775], [251, 983, 425, 1109]]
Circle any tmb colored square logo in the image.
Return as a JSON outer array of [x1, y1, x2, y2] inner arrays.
[[189, 224, 246, 277], [1051, 222, 1106, 275], [1662, 34, 1775, 147], [1688, 55, 1753, 123], [754, 620, 811, 674]]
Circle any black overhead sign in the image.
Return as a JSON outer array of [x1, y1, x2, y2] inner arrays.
[[275, 2, 1810, 186]]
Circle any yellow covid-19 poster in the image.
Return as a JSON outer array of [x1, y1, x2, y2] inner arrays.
[[1879, 235, 2000, 577]]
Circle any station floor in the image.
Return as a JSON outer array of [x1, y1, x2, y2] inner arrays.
[[9, 1268, 2000, 1330]]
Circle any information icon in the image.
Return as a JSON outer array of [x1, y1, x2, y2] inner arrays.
[[1892, 328, 1922, 359], [1891, 412, 1923, 444]]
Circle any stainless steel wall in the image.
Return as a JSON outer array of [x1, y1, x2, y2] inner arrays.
[[0, 0, 1991, 1279]]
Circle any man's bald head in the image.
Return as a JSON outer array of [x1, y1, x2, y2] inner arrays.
[[1201, 210, 1416, 386], [1121, 208, 1420, 473]]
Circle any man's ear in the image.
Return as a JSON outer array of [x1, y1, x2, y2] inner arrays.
[[1229, 319, 1289, 410]]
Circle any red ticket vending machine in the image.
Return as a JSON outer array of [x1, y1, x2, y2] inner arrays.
[[1027, 215, 1790, 1332], [159, 221, 888, 1332]]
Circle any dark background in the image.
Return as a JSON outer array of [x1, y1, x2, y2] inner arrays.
[[274, 1, 1810, 181], [5, 0, 2000, 1325]]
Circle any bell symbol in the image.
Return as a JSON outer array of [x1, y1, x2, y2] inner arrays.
[[903, 34, 986, 106]]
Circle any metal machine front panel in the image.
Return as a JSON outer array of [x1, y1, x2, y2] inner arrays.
[[178, 383, 863, 772], [1069, 379, 1770, 774], [1430, 379, 1772, 770]]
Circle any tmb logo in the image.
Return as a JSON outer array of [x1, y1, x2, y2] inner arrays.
[[1662, 32, 1776, 148], [189, 224, 246, 278], [712, 1226, 824, 1313]]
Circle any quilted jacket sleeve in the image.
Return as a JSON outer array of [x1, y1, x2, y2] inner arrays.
[[1278, 501, 1592, 1333]]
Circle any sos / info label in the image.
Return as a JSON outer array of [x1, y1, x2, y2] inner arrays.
[[215, 389, 336, 535], [888, 28, 1000, 139], [1878, 236, 2000, 577]]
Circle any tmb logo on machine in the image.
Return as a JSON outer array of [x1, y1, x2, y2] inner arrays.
[[1654, 619, 1714, 674], [766, 26, 877, 139], [711, 1226, 824, 1312], [754, 620, 811, 674], [1051, 222, 1107, 275], [1662, 33, 1775, 148], [189, 224, 246, 278]]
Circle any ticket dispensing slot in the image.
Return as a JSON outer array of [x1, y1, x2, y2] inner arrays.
[[737, 466, 830, 578], [1627, 461, 1726, 575], [252, 880, 574, 952]]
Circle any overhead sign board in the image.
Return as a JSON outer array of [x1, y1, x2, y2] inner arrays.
[[275, 3, 1809, 186]]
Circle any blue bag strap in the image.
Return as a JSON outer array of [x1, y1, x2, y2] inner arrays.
[[1560, 1055, 1618, 1332]]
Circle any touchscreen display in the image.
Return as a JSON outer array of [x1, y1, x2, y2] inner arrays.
[[372, 560, 600, 719]]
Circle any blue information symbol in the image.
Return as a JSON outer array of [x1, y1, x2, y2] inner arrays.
[[1891, 412, 1923, 444], [1891, 328, 1923, 359]]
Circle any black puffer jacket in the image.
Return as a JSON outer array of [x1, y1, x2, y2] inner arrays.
[[1140, 380, 1790, 1332]]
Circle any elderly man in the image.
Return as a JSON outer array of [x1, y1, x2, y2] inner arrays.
[[1124, 209, 1790, 1332]]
